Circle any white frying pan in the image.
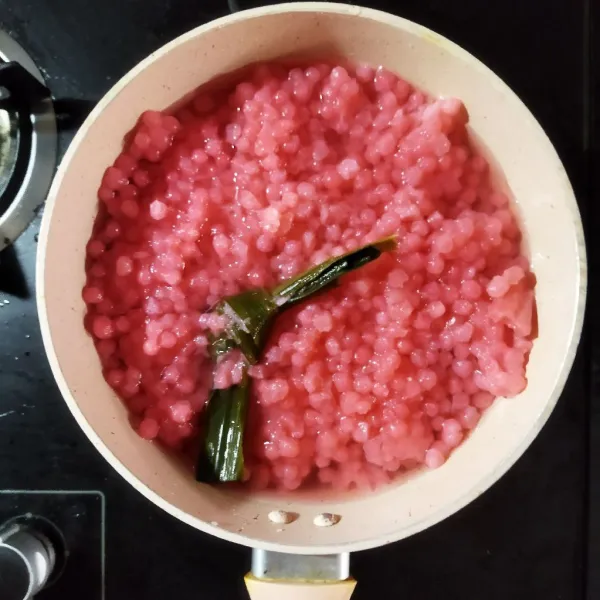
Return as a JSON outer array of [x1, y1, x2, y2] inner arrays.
[[36, 4, 586, 598]]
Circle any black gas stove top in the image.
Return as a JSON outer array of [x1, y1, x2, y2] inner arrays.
[[0, 1, 596, 599]]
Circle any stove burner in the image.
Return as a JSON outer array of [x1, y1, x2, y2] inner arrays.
[[0, 109, 18, 200], [0, 30, 57, 251]]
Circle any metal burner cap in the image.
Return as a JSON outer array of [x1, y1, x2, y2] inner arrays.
[[0, 30, 57, 251]]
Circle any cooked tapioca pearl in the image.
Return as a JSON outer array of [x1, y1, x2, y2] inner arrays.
[[431, 416, 445, 432], [87, 239, 105, 258], [112, 155, 136, 178], [131, 169, 150, 188], [441, 418, 463, 448], [114, 316, 130, 333], [149, 200, 167, 220], [424, 447, 445, 468], [88, 263, 106, 279], [158, 331, 177, 349], [451, 393, 470, 412], [105, 369, 124, 388], [313, 312, 333, 332], [372, 382, 389, 398], [460, 280, 482, 300], [139, 110, 161, 128], [423, 402, 439, 417], [132, 130, 151, 153], [82, 286, 104, 304], [458, 406, 480, 429], [452, 360, 474, 379], [96, 339, 116, 363], [417, 369, 437, 390], [169, 401, 193, 424], [120, 198, 139, 218], [212, 233, 230, 258], [486, 275, 510, 298], [336, 158, 360, 180], [115, 256, 133, 277], [425, 301, 445, 319], [93, 315, 114, 339], [452, 299, 473, 316], [473, 392, 494, 410], [102, 166, 128, 191], [138, 418, 160, 440], [103, 220, 121, 241], [142, 338, 159, 356]]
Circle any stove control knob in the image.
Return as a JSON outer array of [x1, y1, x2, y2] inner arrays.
[[0, 519, 56, 600]]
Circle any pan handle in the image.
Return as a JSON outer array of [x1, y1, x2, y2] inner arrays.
[[245, 575, 356, 600], [246, 550, 356, 600]]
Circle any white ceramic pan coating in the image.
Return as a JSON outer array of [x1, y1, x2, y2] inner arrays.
[[36, 4, 586, 598]]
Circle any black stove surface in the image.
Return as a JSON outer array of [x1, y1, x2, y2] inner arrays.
[[0, 1, 595, 599]]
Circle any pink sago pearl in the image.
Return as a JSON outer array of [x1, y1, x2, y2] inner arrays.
[[84, 60, 535, 492]]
